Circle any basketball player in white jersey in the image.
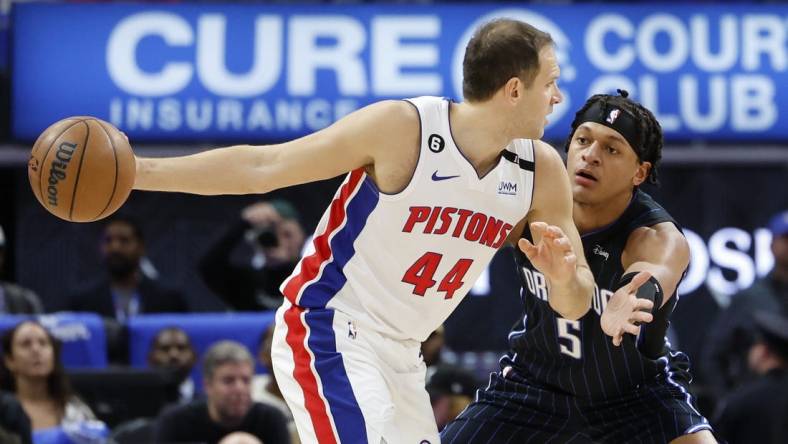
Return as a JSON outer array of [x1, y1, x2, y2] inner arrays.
[[133, 19, 652, 444]]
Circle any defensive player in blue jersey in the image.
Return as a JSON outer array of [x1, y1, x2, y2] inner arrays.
[[441, 91, 716, 443]]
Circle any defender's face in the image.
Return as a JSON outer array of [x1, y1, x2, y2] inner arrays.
[[517, 46, 563, 139], [566, 122, 648, 205]]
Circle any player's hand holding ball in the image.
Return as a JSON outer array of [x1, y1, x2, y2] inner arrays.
[[28, 117, 135, 222]]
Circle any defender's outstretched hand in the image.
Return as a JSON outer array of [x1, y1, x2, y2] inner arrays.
[[601, 271, 655, 346], [518, 222, 578, 288]]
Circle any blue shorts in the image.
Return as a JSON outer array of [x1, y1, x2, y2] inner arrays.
[[441, 366, 712, 444]]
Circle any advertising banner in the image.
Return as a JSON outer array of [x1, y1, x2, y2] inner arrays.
[[12, 3, 788, 142]]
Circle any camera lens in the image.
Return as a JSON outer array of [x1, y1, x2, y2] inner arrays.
[[256, 228, 279, 248]]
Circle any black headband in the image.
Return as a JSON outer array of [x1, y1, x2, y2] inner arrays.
[[575, 100, 642, 159]]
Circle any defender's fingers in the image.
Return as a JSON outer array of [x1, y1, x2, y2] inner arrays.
[[634, 298, 654, 312], [626, 271, 652, 293], [519, 238, 538, 257], [552, 236, 572, 251], [529, 222, 549, 239], [624, 323, 641, 336], [564, 253, 577, 265], [546, 225, 566, 238], [631, 311, 653, 325]]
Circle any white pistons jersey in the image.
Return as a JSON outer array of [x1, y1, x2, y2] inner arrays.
[[281, 96, 535, 342]]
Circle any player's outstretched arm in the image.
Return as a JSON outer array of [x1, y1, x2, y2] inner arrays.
[[133, 100, 416, 195], [601, 222, 689, 346], [620, 222, 689, 306], [520, 140, 594, 320]]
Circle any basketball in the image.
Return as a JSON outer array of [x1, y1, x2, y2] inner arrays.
[[27, 117, 135, 222]]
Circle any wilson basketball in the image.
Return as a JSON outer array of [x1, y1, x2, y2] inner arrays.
[[28, 117, 135, 222]]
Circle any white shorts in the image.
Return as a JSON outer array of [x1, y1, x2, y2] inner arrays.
[[271, 300, 439, 444]]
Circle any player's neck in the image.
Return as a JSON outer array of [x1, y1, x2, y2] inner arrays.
[[450, 101, 513, 176], [573, 190, 635, 234]]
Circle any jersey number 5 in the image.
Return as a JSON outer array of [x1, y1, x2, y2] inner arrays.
[[557, 318, 582, 359], [402, 252, 473, 299]]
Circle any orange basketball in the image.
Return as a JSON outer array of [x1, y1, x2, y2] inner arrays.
[[28, 117, 135, 222]]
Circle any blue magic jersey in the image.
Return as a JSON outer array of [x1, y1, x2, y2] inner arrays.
[[504, 190, 692, 399]]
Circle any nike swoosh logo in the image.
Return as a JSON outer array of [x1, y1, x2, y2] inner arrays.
[[432, 170, 460, 181]]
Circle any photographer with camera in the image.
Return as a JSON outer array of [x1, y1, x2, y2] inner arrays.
[[199, 200, 306, 311]]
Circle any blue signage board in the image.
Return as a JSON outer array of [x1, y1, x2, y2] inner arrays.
[[12, 4, 788, 142]]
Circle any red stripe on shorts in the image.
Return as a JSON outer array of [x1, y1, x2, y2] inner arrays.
[[284, 305, 338, 444]]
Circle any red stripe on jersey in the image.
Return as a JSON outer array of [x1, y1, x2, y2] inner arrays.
[[282, 169, 365, 305]]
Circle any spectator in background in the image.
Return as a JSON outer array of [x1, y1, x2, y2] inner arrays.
[[713, 311, 788, 444], [425, 364, 479, 432], [0, 391, 32, 444], [0, 225, 43, 315], [148, 327, 197, 405], [251, 324, 298, 443], [61, 215, 188, 363], [199, 200, 305, 311], [217, 431, 263, 444], [0, 321, 106, 442], [62, 215, 189, 320], [703, 210, 788, 395], [155, 340, 289, 444]]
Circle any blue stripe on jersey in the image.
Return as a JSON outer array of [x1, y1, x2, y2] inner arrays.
[[304, 309, 367, 443], [299, 177, 380, 308]]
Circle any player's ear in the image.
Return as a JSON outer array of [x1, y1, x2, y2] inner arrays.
[[504, 77, 521, 104], [633, 161, 651, 187]]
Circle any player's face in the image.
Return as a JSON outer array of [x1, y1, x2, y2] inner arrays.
[[4, 322, 55, 379], [205, 362, 253, 424], [566, 122, 650, 205], [516, 46, 562, 139]]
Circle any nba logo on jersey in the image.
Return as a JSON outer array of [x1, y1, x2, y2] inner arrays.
[[347, 321, 357, 339], [606, 108, 621, 124]]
